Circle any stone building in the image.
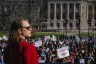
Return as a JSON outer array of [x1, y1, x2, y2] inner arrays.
[[42, 0, 96, 35]]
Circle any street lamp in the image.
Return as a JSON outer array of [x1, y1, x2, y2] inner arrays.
[[50, 23, 53, 32], [65, 19, 68, 37], [87, 19, 91, 37], [63, 19, 68, 39], [57, 22, 60, 32], [78, 15, 80, 37]]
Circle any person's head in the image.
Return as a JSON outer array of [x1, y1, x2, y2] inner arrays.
[[9, 18, 32, 43]]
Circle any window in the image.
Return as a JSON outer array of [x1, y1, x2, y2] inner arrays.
[[89, 5, 92, 10], [76, 3, 80, 9], [42, 24, 47, 29], [94, 13, 96, 20], [88, 23, 91, 26], [76, 13, 80, 19], [50, 13, 54, 19], [50, 23, 53, 27], [63, 23, 67, 28], [69, 13, 74, 20], [50, 3, 54, 9], [69, 3, 73, 9], [76, 23, 79, 29], [57, 3, 60, 9], [69, 23, 73, 29], [95, 5, 96, 10], [56, 13, 60, 20], [95, 23, 96, 26], [57, 23, 60, 27], [63, 3, 67, 9], [63, 12, 67, 19]]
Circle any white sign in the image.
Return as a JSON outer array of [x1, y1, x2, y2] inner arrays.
[[34, 40, 42, 47], [65, 40, 70, 44], [52, 35, 57, 41], [57, 46, 70, 59], [75, 36, 80, 42], [44, 36, 50, 42], [39, 60, 45, 63], [79, 59, 85, 64], [59, 41, 63, 45], [3, 36, 8, 40], [0, 37, 2, 41]]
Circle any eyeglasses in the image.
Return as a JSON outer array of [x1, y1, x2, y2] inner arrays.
[[22, 26, 32, 30]]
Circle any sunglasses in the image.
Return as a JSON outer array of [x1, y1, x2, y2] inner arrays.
[[22, 26, 32, 30]]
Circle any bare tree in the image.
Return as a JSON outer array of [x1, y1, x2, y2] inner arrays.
[[0, 0, 48, 32]]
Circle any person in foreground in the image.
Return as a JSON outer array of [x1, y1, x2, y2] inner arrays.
[[4, 18, 39, 64]]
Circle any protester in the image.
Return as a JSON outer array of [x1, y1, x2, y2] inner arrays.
[[3, 18, 38, 64], [34, 35, 96, 64]]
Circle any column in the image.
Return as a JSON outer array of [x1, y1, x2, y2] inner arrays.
[[54, 3, 56, 20], [92, 5, 94, 21], [74, 3, 76, 20], [48, 3, 50, 20], [60, 3, 63, 20], [67, 3, 69, 20], [73, 22, 76, 29], [87, 5, 89, 19], [80, 3, 82, 19]]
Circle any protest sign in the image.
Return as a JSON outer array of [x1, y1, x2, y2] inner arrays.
[[57, 46, 70, 59], [34, 40, 42, 47]]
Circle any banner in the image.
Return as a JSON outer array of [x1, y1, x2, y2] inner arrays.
[[0, 37, 2, 41], [79, 59, 85, 64], [57, 46, 70, 59], [52, 35, 57, 41], [34, 40, 42, 47], [44, 36, 50, 42], [3, 36, 8, 40], [75, 36, 80, 42], [59, 41, 63, 45]]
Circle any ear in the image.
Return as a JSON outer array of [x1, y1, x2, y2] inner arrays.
[[18, 29, 22, 34]]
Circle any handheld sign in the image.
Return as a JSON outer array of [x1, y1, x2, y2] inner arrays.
[[57, 46, 70, 59], [34, 40, 42, 47]]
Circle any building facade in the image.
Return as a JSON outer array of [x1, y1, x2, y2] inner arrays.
[[43, 0, 96, 35], [0, 0, 96, 35]]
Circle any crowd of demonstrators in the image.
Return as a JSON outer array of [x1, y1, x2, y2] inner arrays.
[[31, 35, 96, 64], [0, 35, 96, 64]]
